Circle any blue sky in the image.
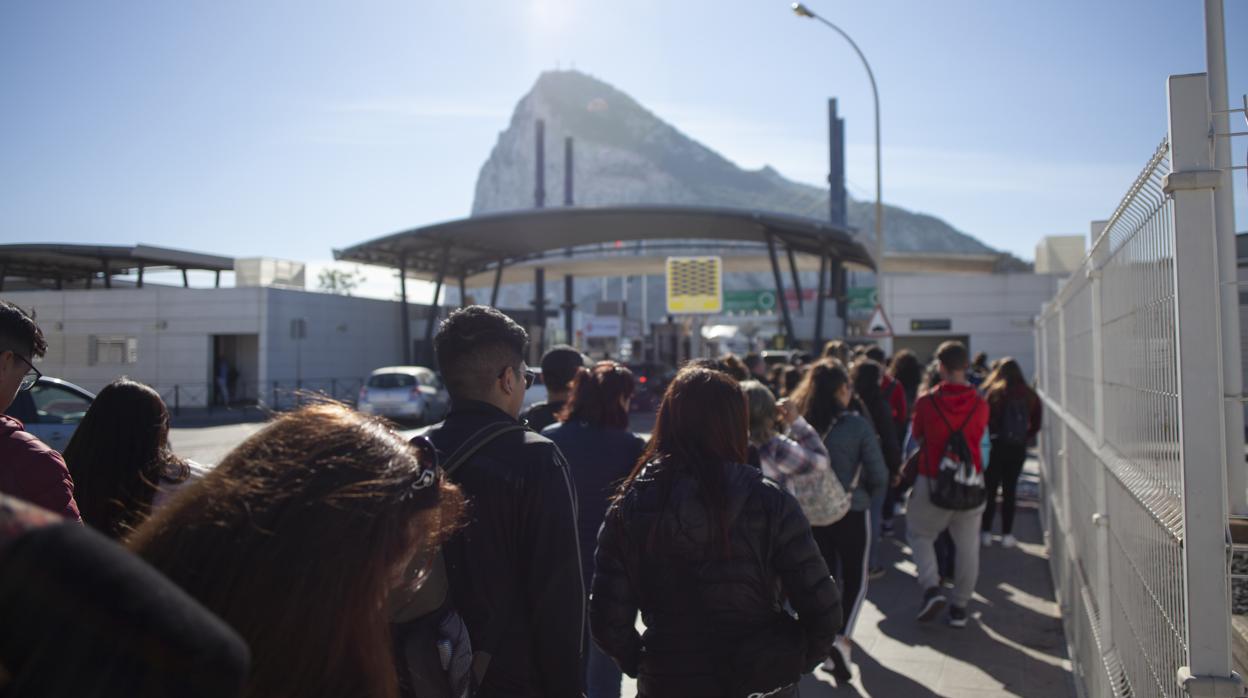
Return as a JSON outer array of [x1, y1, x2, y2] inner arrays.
[[2, 0, 1244, 293]]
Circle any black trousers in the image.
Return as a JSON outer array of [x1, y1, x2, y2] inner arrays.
[[811, 510, 870, 637], [982, 441, 1028, 535]]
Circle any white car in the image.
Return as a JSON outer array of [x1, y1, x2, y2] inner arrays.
[[357, 366, 450, 426], [4, 377, 96, 452]]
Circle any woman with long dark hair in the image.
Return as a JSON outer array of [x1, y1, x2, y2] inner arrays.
[[543, 361, 645, 698], [790, 359, 887, 684], [981, 358, 1042, 548], [128, 403, 465, 698], [64, 377, 202, 540], [591, 367, 840, 697], [887, 350, 924, 413], [851, 360, 902, 580]]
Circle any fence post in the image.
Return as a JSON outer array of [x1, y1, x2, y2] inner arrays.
[[1167, 72, 1240, 696], [1087, 222, 1114, 657]]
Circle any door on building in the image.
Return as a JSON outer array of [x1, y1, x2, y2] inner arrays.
[[892, 334, 971, 365], [211, 334, 260, 406]]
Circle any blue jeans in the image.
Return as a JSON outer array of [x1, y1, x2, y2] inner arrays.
[[868, 490, 886, 569], [587, 642, 622, 698]]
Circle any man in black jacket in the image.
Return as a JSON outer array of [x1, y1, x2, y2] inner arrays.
[[422, 306, 585, 697]]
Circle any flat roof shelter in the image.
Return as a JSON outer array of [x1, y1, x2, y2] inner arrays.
[[335, 205, 875, 362], [0, 244, 235, 290]]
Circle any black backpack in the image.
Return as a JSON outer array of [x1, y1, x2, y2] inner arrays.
[[392, 422, 527, 698], [929, 395, 986, 511], [996, 396, 1030, 446]]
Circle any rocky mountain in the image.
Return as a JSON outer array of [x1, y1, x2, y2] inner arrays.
[[472, 70, 1007, 258]]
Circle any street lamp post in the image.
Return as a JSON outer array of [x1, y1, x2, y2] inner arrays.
[[791, 3, 884, 300]]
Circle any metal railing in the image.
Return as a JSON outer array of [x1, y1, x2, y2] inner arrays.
[[1036, 73, 1242, 698], [157, 377, 366, 416]]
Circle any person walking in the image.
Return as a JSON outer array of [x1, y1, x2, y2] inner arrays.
[[423, 306, 586, 697], [129, 403, 465, 698], [543, 361, 645, 698], [790, 359, 887, 683], [980, 358, 1042, 548], [591, 368, 841, 698], [851, 360, 902, 580], [741, 380, 830, 496], [65, 378, 208, 540], [906, 341, 989, 628], [520, 345, 587, 432], [0, 301, 80, 522]]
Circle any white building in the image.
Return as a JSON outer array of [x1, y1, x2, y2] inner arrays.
[[1035, 235, 1087, 275]]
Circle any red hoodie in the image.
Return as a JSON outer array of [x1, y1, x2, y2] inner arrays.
[[880, 374, 908, 433], [0, 415, 81, 522], [911, 383, 989, 478]]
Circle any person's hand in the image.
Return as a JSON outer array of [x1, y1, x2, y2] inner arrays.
[[776, 399, 798, 426], [891, 473, 903, 488]]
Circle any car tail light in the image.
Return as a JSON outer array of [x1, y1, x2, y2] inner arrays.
[[639, 375, 647, 384], [358, 387, 369, 403]]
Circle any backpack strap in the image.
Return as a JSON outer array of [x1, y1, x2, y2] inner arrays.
[[442, 422, 529, 476], [929, 389, 979, 436]]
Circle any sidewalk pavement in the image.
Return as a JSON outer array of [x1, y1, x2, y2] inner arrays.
[[621, 461, 1073, 697]]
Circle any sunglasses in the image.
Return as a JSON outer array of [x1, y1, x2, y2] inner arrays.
[[8, 352, 40, 393], [498, 365, 536, 390]]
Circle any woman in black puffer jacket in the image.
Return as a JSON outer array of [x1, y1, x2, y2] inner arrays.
[[591, 367, 841, 698]]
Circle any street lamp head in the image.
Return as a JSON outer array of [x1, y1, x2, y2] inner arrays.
[[791, 3, 816, 18]]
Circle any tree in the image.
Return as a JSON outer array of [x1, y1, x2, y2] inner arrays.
[[317, 267, 366, 296]]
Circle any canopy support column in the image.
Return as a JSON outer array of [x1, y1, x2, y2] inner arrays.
[[533, 267, 546, 358], [103, 259, 112, 289], [786, 246, 803, 313], [181, 268, 189, 288], [563, 274, 575, 347], [423, 245, 450, 363], [214, 270, 221, 288], [766, 233, 796, 347], [399, 253, 411, 365], [490, 258, 504, 307], [458, 272, 467, 308], [137, 265, 144, 288], [815, 249, 828, 350]]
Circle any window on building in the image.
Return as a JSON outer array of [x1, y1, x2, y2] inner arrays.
[[90, 336, 138, 365]]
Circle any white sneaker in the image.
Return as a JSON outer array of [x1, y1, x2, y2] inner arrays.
[[980, 532, 993, 547], [1001, 534, 1018, 548]]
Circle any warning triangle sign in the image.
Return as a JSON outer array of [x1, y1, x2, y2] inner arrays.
[[866, 304, 894, 338]]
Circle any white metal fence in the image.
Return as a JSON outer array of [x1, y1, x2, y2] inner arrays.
[[1036, 73, 1243, 698]]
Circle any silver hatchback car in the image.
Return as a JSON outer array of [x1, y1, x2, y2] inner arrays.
[[357, 366, 450, 426]]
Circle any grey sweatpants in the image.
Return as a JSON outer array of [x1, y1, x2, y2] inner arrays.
[[905, 476, 985, 608]]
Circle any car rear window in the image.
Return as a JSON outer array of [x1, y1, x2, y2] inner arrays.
[[368, 373, 417, 389]]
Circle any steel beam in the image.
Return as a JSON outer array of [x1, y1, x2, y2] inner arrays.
[[786, 245, 803, 313], [399, 253, 411, 364], [815, 250, 828, 349], [766, 233, 796, 347]]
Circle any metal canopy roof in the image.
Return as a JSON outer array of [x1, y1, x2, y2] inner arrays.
[[333, 205, 876, 281], [0, 243, 234, 285]]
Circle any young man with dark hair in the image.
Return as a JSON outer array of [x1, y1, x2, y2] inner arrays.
[[906, 340, 988, 628], [422, 306, 584, 696], [0, 301, 80, 521], [743, 352, 767, 380], [520, 344, 587, 432]]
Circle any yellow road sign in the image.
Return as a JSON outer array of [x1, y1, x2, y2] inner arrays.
[[665, 256, 722, 314]]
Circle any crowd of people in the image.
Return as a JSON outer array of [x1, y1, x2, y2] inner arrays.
[[0, 299, 1041, 697]]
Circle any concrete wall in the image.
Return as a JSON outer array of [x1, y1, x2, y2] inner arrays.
[[881, 272, 1065, 378], [3, 287, 423, 407]]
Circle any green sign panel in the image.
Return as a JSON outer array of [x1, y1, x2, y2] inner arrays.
[[846, 287, 877, 312], [723, 289, 778, 314]]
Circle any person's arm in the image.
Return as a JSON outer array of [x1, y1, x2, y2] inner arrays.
[[889, 383, 908, 429], [857, 421, 888, 498], [1028, 391, 1043, 440], [522, 447, 585, 696], [769, 488, 840, 669], [767, 417, 830, 477], [22, 448, 81, 523], [589, 506, 642, 677]]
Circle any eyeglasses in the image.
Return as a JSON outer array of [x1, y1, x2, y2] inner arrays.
[[9, 353, 40, 393], [499, 365, 536, 390]]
